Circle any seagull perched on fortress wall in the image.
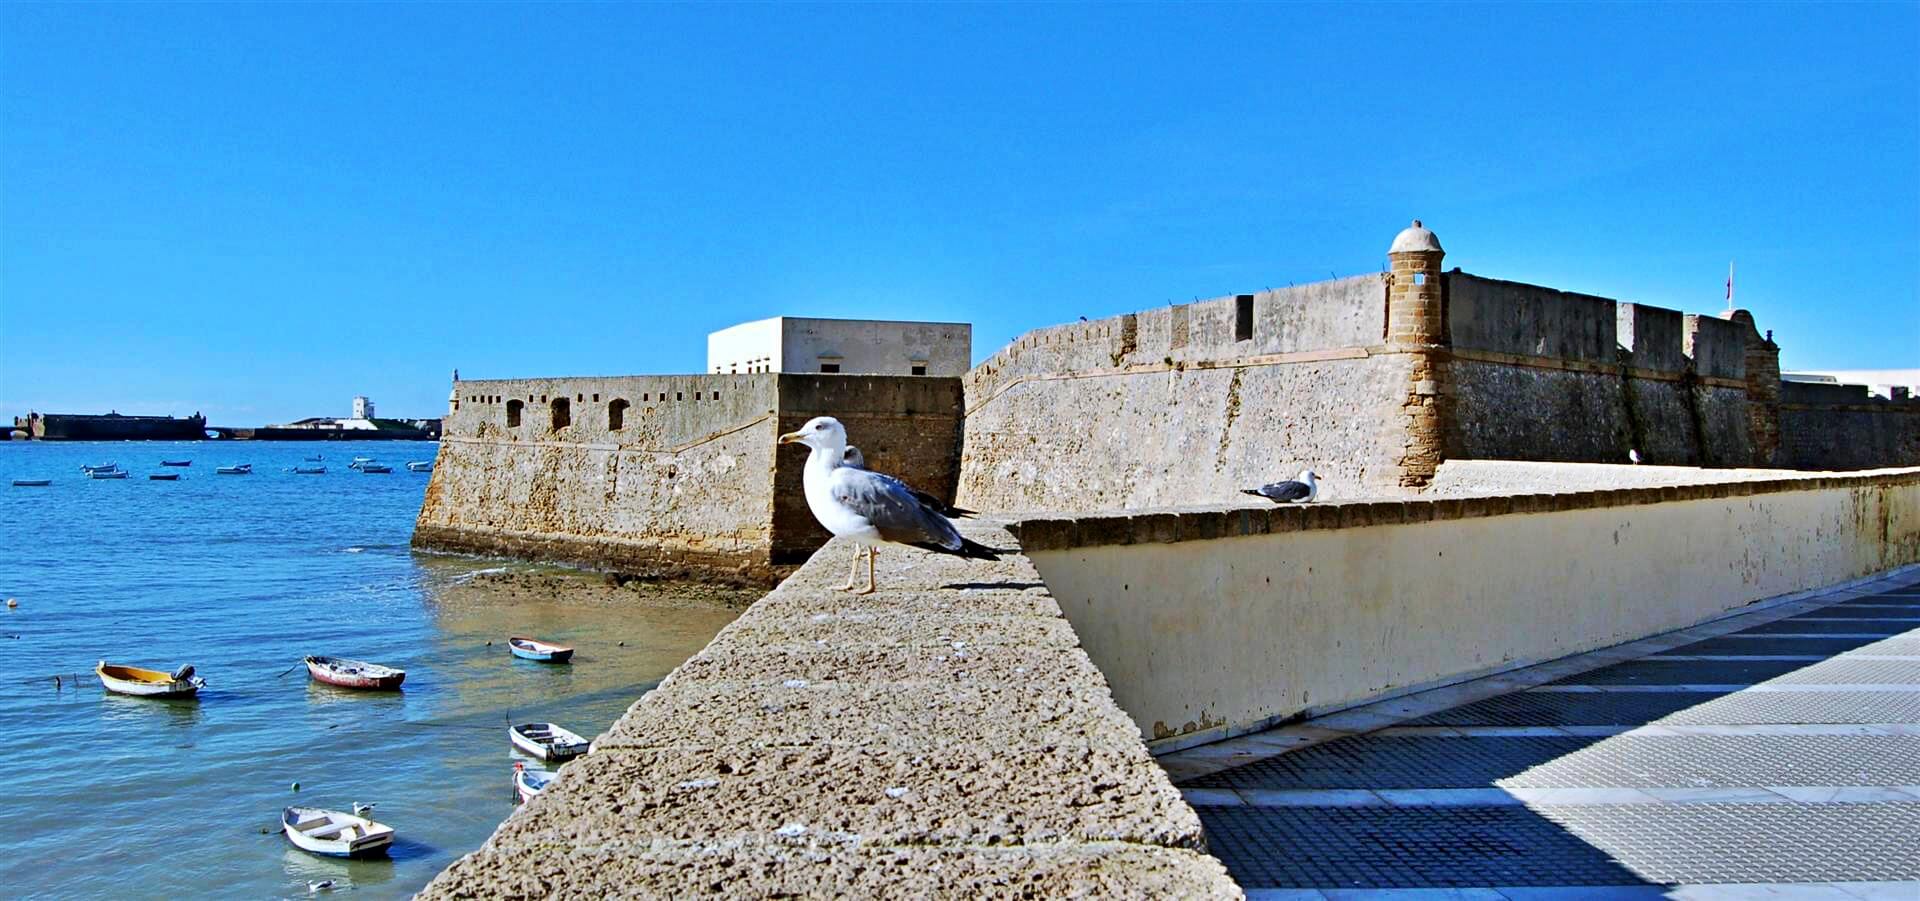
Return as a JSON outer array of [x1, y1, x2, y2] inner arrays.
[[781, 417, 999, 594], [1243, 470, 1321, 503]]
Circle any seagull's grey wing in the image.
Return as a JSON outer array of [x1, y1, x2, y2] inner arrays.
[[1259, 480, 1311, 502], [830, 467, 964, 551]]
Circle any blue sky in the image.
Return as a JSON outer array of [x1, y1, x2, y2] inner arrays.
[[2, 3, 1914, 423]]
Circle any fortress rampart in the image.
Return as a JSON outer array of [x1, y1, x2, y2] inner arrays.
[[415, 221, 1918, 578]]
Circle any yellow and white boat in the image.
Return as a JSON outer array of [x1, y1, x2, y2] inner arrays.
[[96, 661, 205, 698]]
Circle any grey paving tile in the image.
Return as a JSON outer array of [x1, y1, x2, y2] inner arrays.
[[1375, 788, 1525, 807], [1763, 786, 1920, 803], [1493, 889, 1674, 900], [1662, 885, 1859, 899], [1323, 891, 1508, 900], [1238, 788, 1386, 807], [1638, 787, 1789, 804], [1500, 788, 1662, 805], [1828, 881, 1920, 900], [1181, 787, 1245, 807]]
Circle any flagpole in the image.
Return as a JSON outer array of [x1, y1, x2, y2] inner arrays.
[[1726, 260, 1735, 312]]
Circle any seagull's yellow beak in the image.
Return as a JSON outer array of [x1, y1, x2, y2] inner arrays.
[[778, 431, 805, 445]]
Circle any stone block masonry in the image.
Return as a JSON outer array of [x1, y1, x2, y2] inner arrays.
[[415, 374, 961, 585], [419, 522, 1240, 899]]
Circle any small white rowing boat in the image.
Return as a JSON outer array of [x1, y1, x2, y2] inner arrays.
[[509, 722, 591, 762], [513, 761, 554, 802], [282, 804, 394, 858], [96, 661, 205, 698], [406, 461, 433, 472]]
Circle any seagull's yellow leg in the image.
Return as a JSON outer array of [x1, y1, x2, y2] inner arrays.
[[855, 547, 877, 595], [841, 545, 862, 591]]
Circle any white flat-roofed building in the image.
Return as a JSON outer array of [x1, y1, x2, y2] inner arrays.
[[706, 317, 971, 376]]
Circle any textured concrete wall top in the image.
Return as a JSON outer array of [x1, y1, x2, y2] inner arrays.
[[1448, 273, 1619, 364], [420, 522, 1239, 899]]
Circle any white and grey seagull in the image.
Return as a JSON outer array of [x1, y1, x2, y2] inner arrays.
[[781, 417, 998, 594], [1242, 469, 1322, 504]]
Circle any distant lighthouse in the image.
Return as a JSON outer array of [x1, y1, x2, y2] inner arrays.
[[352, 395, 375, 421]]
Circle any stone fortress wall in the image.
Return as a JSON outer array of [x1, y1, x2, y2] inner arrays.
[[957, 275, 1415, 511], [956, 221, 1915, 513], [416, 221, 1918, 579], [416, 374, 961, 584]]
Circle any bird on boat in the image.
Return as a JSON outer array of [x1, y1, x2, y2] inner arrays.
[[1242, 470, 1322, 504], [842, 446, 976, 518], [781, 417, 998, 594]]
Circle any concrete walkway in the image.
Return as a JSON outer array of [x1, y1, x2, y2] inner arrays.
[[1159, 568, 1920, 899]]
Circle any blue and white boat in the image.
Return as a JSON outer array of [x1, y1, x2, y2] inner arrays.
[[508, 637, 573, 663], [12, 479, 51, 487], [282, 804, 394, 858], [359, 463, 392, 474], [80, 462, 119, 473], [90, 469, 130, 480], [215, 464, 252, 475], [513, 762, 554, 802], [406, 461, 433, 472]]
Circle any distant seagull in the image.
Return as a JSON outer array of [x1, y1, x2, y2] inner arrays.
[[1242, 470, 1321, 504], [781, 417, 998, 594], [843, 446, 976, 518], [308, 880, 337, 893], [1629, 448, 1642, 465], [1078, 316, 1088, 321]]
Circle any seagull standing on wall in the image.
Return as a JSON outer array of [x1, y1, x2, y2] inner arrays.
[[780, 417, 999, 594], [1242, 470, 1322, 503]]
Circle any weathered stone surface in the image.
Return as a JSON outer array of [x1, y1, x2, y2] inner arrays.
[[420, 522, 1237, 898], [431, 842, 1240, 900]]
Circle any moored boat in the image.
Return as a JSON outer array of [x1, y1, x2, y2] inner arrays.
[[160, 459, 191, 467], [12, 479, 51, 487], [96, 661, 205, 698], [148, 473, 180, 481], [359, 463, 393, 474], [513, 761, 554, 802], [304, 454, 324, 462], [282, 804, 394, 858], [304, 655, 406, 690], [90, 469, 130, 480], [508, 636, 574, 663], [215, 464, 252, 475], [406, 461, 433, 472], [292, 465, 326, 475], [509, 722, 591, 762], [80, 462, 119, 473]]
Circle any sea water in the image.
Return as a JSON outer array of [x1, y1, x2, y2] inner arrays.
[[0, 441, 748, 899]]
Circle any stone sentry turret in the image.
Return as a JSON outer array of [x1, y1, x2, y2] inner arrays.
[[1384, 220, 1455, 487]]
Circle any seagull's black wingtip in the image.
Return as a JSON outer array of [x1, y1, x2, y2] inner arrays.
[[916, 537, 1003, 561]]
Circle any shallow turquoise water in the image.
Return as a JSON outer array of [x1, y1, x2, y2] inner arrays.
[[0, 441, 743, 899]]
